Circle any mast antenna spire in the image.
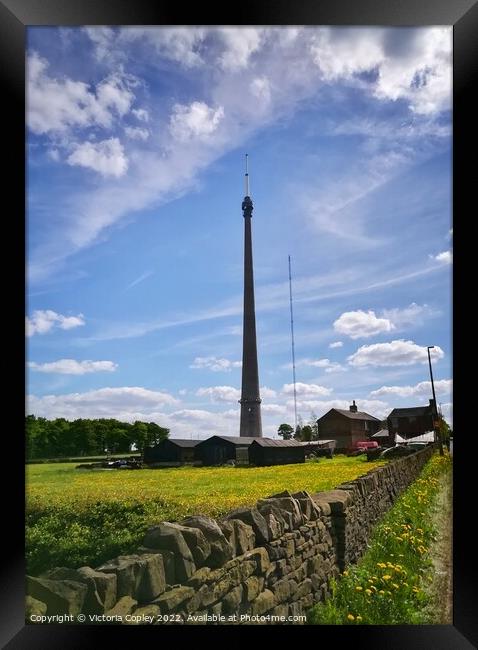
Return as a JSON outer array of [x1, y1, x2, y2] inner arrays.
[[245, 153, 250, 197], [288, 255, 298, 434]]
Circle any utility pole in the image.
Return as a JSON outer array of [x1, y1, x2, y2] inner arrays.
[[427, 345, 444, 456], [288, 255, 298, 435]]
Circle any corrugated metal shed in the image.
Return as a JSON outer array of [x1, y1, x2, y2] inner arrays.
[[251, 438, 304, 447]]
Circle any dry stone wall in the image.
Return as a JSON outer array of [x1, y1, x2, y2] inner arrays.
[[26, 446, 434, 625]]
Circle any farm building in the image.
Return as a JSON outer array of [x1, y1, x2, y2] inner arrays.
[[143, 438, 200, 466], [299, 440, 336, 458], [316, 401, 381, 452], [195, 435, 257, 466], [387, 400, 436, 439], [249, 438, 306, 466]]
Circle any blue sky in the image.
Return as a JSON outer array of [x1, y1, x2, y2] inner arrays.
[[26, 27, 453, 438]]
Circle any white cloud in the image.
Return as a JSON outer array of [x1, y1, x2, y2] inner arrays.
[[311, 28, 384, 81], [125, 126, 150, 141], [310, 27, 452, 115], [26, 310, 85, 336], [117, 27, 207, 68], [381, 303, 437, 329], [28, 27, 452, 283], [282, 382, 332, 397], [28, 359, 118, 375], [348, 339, 444, 367], [169, 102, 225, 142], [195, 384, 275, 404], [431, 250, 452, 264], [132, 108, 149, 122], [190, 356, 242, 372], [261, 386, 278, 399], [261, 403, 288, 416], [292, 358, 346, 373], [250, 77, 271, 105], [329, 341, 343, 349], [218, 28, 264, 71], [370, 378, 452, 398], [334, 309, 394, 339], [27, 386, 179, 421], [290, 398, 390, 420], [27, 51, 135, 135], [67, 138, 128, 177], [196, 386, 240, 403]]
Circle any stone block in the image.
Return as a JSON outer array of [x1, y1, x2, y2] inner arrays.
[[181, 515, 233, 567], [223, 585, 243, 614], [105, 596, 137, 618], [250, 589, 276, 616], [153, 586, 194, 613], [225, 508, 270, 545], [26, 576, 87, 617]]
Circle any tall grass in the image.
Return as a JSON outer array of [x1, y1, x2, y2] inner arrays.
[[307, 453, 452, 625]]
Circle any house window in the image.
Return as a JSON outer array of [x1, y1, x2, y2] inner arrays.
[[409, 416, 417, 423], [391, 417, 399, 428], [364, 421, 369, 431]]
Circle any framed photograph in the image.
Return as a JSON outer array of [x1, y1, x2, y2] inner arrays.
[[2, 0, 475, 647]]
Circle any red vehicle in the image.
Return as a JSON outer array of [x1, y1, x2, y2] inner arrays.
[[348, 440, 379, 455], [356, 440, 379, 449]]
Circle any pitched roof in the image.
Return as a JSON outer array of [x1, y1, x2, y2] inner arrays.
[[388, 406, 432, 417], [165, 438, 201, 448], [251, 438, 305, 448], [197, 435, 258, 446], [321, 408, 380, 422]]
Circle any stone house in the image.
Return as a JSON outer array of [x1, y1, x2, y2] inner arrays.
[[316, 401, 381, 452], [387, 400, 436, 439]]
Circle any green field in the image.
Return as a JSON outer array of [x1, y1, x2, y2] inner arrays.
[[26, 456, 385, 575]]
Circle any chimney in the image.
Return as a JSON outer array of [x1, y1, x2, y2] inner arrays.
[[350, 400, 358, 413]]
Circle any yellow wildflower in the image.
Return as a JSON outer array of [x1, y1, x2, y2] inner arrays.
[[365, 589, 372, 596], [355, 586, 363, 592], [356, 616, 363, 622], [382, 575, 392, 581], [347, 614, 355, 621]]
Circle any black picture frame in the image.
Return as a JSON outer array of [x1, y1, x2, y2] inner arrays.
[[3, 0, 476, 647]]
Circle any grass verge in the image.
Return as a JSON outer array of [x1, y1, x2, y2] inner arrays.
[[307, 452, 452, 625]]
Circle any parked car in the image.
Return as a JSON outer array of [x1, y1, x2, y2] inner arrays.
[[379, 445, 417, 459], [348, 440, 379, 456], [404, 442, 428, 451]]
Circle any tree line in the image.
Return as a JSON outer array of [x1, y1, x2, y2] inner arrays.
[[25, 415, 169, 460], [277, 413, 319, 441]]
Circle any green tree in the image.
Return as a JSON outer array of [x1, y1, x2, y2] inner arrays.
[[146, 422, 169, 446], [301, 425, 313, 441], [131, 421, 149, 454], [277, 423, 294, 440], [308, 411, 319, 440]]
